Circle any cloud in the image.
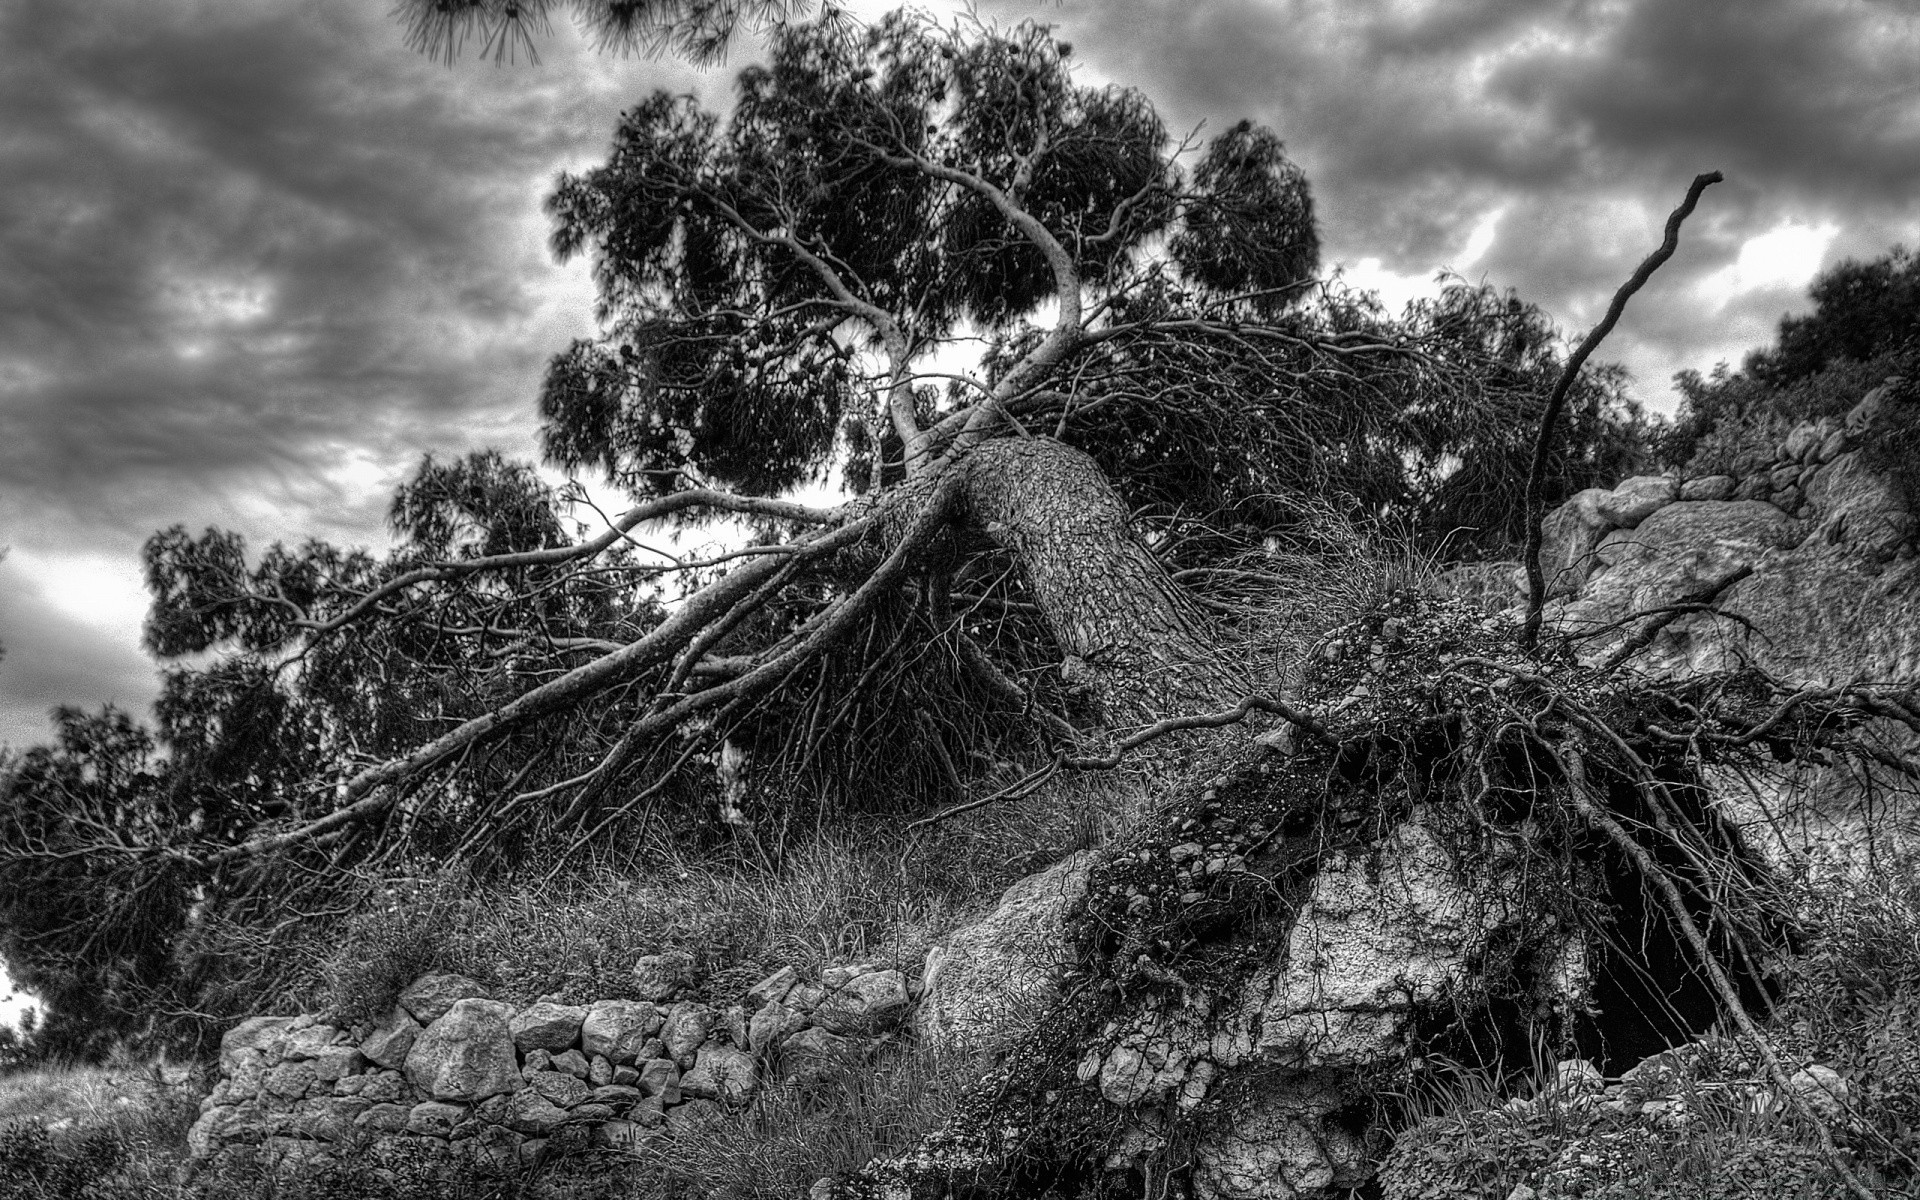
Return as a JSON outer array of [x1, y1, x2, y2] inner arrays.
[[1005, 0, 1920, 406], [0, 548, 158, 750], [0, 0, 734, 738]]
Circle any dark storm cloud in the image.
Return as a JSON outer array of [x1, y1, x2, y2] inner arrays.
[[0, 0, 719, 746], [1017, 0, 1920, 386]]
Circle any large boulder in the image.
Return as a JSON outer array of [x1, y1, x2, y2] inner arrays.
[[1542, 408, 1920, 868], [919, 850, 1094, 1057], [403, 998, 522, 1102]]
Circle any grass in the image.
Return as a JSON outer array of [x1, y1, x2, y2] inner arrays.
[[1379, 844, 1920, 1200], [314, 764, 1130, 1025]]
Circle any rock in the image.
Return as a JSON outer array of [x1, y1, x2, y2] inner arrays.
[[505, 1088, 569, 1136], [1783, 421, 1824, 461], [510, 1002, 586, 1054], [1770, 463, 1802, 492], [822, 961, 882, 989], [461, 1124, 523, 1169], [186, 1105, 272, 1158], [527, 1069, 594, 1108], [662, 1002, 718, 1067], [919, 851, 1094, 1057], [593, 1119, 643, 1150], [220, 1016, 295, 1073], [292, 1096, 374, 1141], [665, 1098, 726, 1136], [399, 974, 491, 1025], [1679, 474, 1736, 502], [1535, 488, 1612, 599], [581, 999, 664, 1064], [589, 1054, 614, 1086], [781, 1026, 865, 1088], [1552, 1058, 1604, 1094], [1594, 475, 1678, 527], [403, 998, 522, 1102], [283, 1023, 344, 1060], [632, 1095, 667, 1127], [681, 1043, 759, 1106], [813, 970, 911, 1035], [630, 950, 697, 1001], [612, 1064, 640, 1087], [1819, 427, 1849, 462], [637, 1058, 682, 1104], [748, 1000, 808, 1056], [1806, 451, 1913, 563], [593, 1083, 644, 1105], [1192, 1077, 1372, 1200], [355, 1103, 412, 1134], [1845, 375, 1908, 433], [721, 1003, 751, 1048], [406, 1100, 468, 1137], [307, 1045, 365, 1083], [523, 1048, 552, 1073], [1788, 1064, 1851, 1119], [357, 1070, 406, 1103], [1554, 500, 1804, 675], [746, 965, 800, 1007], [263, 1061, 319, 1101], [360, 1007, 422, 1070], [550, 1048, 592, 1080]]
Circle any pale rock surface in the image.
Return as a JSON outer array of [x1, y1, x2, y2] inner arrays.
[[812, 969, 911, 1035], [661, 1002, 718, 1066], [403, 999, 521, 1102], [749, 1000, 808, 1055], [406, 1100, 467, 1137], [527, 1069, 592, 1108], [1192, 1078, 1371, 1200], [580, 999, 663, 1064], [398, 974, 491, 1024], [220, 1016, 295, 1073], [1679, 474, 1736, 502], [549, 1048, 592, 1079], [919, 850, 1094, 1056], [681, 1043, 760, 1105], [1594, 475, 1678, 527], [505, 1088, 569, 1136], [359, 1007, 421, 1070], [510, 1001, 586, 1053], [630, 950, 697, 1001]]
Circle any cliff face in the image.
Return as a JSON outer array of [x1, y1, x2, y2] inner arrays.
[[1535, 376, 1919, 868], [1540, 377, 1917, 684]]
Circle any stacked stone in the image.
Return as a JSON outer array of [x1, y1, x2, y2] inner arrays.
[[188, 953, 913, 1171], [1534, 377, 1914, 603]]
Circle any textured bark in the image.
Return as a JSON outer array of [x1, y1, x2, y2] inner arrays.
[[949, 438, 1240, 722]]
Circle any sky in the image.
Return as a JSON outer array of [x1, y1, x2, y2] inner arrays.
[[0, 0, 1917, 1019]]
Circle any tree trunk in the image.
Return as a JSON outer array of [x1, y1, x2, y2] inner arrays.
[[949, 438, 1242, 723]]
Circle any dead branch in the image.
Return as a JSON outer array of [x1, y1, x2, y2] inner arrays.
[[1521, 170, 1723, 650]]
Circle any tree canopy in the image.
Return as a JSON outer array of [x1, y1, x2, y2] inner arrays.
[[0, 10, 1651, 1056]]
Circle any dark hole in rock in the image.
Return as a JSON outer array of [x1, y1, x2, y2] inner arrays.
[[1573, 770, 1784, 1076]]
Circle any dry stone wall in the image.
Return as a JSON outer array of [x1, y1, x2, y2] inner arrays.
[[189, 956, 912, 1173]]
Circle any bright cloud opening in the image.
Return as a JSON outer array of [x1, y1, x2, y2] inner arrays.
[[1697, 219, 1839, 309], [21, 550, 150, 634]]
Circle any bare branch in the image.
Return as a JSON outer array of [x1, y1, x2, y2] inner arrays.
[[1521, 171, 1723, 649]]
